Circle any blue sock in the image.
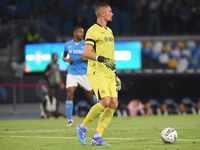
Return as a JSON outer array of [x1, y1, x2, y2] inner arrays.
[[66, 100, 73, 120], [93, 95, 98, 104]]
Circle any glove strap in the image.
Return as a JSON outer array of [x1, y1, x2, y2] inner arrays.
[[96, 55, 105, 62], [114, 70, 118, 77]]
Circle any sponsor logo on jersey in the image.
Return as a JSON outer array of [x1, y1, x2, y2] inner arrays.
[[104, 36, 114, 42], [69, 49, 84, 54]]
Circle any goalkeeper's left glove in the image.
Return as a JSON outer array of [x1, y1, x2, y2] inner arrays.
[[115, 75, 121, 91], [96, 55, 116, 71]]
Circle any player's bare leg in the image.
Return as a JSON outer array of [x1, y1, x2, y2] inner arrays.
[[66, 86, 76, 127], [91, 97, 118, 146], [83, 89, 98, 104]]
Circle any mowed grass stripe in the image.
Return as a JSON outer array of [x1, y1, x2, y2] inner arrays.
[[0, 135, 200, 141]]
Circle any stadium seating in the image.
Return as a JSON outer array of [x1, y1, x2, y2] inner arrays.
[[63, 21, 73, 33], [1, 0, 200, 36], [168, 59, 178, 69], [142, 40, 200, 71]]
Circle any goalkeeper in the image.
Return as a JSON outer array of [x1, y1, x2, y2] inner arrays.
[[76, 3, 121, 146]]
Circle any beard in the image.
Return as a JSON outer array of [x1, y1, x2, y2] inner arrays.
[[107, 17, 112, 23]]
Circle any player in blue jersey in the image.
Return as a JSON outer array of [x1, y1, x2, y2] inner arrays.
[[63, 26, 98, 127]]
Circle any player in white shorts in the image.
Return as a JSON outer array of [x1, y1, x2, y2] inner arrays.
[[63, 26, 98, 127]]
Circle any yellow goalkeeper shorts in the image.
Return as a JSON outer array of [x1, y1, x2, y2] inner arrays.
[[87, 74, 118, 101]]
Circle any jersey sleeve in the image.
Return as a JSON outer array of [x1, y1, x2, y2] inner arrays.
[[42, 97, 47, 107], [85, 28, 97, 47], [64, 42, 68, 53], [45, 64, 51, 72]]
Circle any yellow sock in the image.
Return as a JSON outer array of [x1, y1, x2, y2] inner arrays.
[[97, 107, 115, 133], [85, 103, 105, 124], [96, 125, 105, 134], [83, 118, 91, 126]]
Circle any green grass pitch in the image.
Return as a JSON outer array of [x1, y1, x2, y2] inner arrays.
[[0, 115, 200, 150]]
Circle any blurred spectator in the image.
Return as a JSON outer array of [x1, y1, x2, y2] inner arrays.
[[178, 97, 196, 114], [162, 98, 179, 115], [1, 0, 200, 35], [147, 0, 161, 34], [36, 4, 49, 24], [144, 102, 154, 115], [115, 101, 129, 117], [127, 99, 145, 116], [44, 53, 65, 99], [0, 75, 6, 102], [148, 98, 170, 115], [5, 1, 18, 20], [160, 0, 171, 33], [40, 88, 64, 119], [197, 100, 200, 115], [26, 28, 39, 44], [72, 10, 89, 30], [178, 6, 191, 33], [144, 100, 166, 116], [0, 7, 9, 24], [28, 3, 39, 20]]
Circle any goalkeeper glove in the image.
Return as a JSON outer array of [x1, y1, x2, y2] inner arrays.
[[96, 55, 116, 71], [115, 75, 121, 91]]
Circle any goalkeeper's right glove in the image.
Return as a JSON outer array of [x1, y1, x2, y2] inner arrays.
[[96, 55, 116, 71], [115, 76, 121, 91]]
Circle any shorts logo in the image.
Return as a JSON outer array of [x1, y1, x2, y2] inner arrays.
[[101, 90, 106, 94]]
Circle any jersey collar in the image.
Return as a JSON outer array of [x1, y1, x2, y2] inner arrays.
[[96, 23, 107, 30], [73, 39, 84, 44]]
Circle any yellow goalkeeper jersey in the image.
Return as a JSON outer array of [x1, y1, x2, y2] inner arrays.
[[85, 23, 115, 77]]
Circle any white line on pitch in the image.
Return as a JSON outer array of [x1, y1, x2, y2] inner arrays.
[[0, 135, 200, 141]]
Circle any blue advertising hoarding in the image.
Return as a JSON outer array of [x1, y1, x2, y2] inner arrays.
[[25, 41, 141, 73]]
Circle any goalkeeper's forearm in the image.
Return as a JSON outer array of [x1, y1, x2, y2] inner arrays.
[[83, 45, 111, 62], [83, 44, 98, 60]]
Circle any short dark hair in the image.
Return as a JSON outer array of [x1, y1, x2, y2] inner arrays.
[[95, 3, 110, 17], [73, 26, 83, 32], [96, 3, 109, 8], [51, 53, 58, 59]]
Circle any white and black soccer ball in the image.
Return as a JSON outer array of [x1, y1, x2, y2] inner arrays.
[[161, 127, 178, 144]]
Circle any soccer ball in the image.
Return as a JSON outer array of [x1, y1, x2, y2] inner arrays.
[[161, 127, 177, 144]]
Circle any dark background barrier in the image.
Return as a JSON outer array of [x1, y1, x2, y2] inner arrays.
[[1, 72, 200, 105], [118, 73, 200, 104]]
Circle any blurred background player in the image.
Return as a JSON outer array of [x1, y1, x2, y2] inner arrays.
[[44, 53, 65, 99], [76, 3, 121, 146], [40, 88, 64, 119], [63, 26, 98, 127]]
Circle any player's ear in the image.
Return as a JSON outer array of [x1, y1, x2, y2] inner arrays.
[[73, 31, 76, 36], [100, 11, 105, 17]]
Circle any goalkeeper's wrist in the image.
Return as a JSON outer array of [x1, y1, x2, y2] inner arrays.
[[96, 55, 105, 62]]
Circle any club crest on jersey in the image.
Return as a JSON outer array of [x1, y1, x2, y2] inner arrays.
[[104, 37, 108, 41]]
